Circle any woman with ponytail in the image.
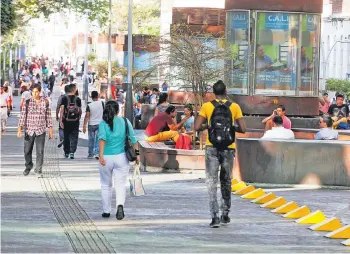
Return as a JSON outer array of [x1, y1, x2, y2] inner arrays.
[[154, 93, 170, 117], [98, 100, 138, 220]]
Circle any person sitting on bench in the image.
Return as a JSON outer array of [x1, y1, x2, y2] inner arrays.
[[144, 105, 190, 142]]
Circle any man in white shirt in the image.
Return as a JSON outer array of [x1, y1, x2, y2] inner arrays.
[[261, 116, 295, 140], [0, 84, 11, 133], [83, 91, 104, 159]]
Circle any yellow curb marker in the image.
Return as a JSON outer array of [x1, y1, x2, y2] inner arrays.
[[325, 225, 350, 239], [231, 179, 239, 185], [283, 205, 311, 219], [341, 239, 350, 246], [309, 217, 343, 232], [235, 185, 255, 195], [251, 192, 277, 204], [271, 201, 298, 214], [241, 188, 265, 199], [260, 197, 287, 209], [296, 210, 326, 224], [231, 181, 247, 192]]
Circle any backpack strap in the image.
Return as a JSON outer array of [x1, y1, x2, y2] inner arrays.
[[211, 100, 219, 108], [24, 99, 30, 132], [224, 101, 232, 108], [101, 101, 105, 109]]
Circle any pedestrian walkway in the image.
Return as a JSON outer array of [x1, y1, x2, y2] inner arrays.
[[1, 87, 350, 253]]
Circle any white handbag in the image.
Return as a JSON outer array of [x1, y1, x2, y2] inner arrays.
[[129, 163, 145, 196]]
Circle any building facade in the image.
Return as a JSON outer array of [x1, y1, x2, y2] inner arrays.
[[320, 0, 350, 90]]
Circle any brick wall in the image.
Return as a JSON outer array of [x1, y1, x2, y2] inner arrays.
[[332, 0, 343, 13]]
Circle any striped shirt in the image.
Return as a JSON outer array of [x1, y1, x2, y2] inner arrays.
[[18, 97, 53, 136]]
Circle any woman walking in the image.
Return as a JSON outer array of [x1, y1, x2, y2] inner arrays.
[[98, 100, 138, 219]]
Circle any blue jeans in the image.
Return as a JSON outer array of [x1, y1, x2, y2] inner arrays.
[[88, 124, 99, 156]]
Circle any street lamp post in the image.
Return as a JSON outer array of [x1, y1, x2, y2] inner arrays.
[[83, 10, 90, 103], [322, 40, 350, 90], [125, 0, 134, 122]]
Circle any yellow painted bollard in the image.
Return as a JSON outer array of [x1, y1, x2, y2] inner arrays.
[[309, 217, 343, 232], [251, 192, 276, 204], [235, 185, 255, 195], [296, 210, 326, 224], [231, 181, 246, 192], [241, 188, 265, 199], [231, 179, 239, 185], [272, 201, 298, 214], [260, 197, 287, 209], [342, 239, 350, 246], [283, 206, 311, 219], [325, 225, 350, 239]]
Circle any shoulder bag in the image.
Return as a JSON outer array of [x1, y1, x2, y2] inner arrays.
[[123, 117, 137, 162]]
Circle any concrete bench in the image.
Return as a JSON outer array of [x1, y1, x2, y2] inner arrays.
[[236, 128, 350, 141], [236, 138, 350, 186], [139, 141, 205, 172]]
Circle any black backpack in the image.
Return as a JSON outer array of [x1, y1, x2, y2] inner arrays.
[[64, 96, 80, 122], [208, 100, 235, 150]]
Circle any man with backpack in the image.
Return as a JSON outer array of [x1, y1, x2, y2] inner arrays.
[[82, 91, 104, 159], [194, 80, 246, 228], [17, 84, 53, 176], [59, 84, 82, 159]]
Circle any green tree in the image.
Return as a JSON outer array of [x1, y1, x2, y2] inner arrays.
[[15, 0, 109, 25], [326, 78, 350, 98], [112, 0, 160, 36], [1, 0, 16, 36]]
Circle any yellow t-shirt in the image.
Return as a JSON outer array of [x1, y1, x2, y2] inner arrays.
[[199, 99, 243, 149]]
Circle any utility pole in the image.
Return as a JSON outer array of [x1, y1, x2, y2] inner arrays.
[[107, 0, 112, 100], [125, 0, 134, 122], [83, 10, 90, 103]]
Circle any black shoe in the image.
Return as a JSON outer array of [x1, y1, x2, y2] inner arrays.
[[102, 213, 110, 218], [209, 217, 220, 228], [116, 205, 125, 220], [69, 153, 74, 159], [64, 153, 69, 158], [34, 168, 42, 174], [57, 141, 64, 148], [221, 214, 230, 225], [23, 169, 31, 176]]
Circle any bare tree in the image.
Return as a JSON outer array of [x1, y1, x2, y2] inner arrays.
[[148, 24, 233, 107], [138, 25, 233, 149]]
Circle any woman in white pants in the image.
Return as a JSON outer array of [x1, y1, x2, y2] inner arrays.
[[98, 100, 138, 219]]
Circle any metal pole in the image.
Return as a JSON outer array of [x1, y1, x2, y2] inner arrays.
[[107, 0, 112, 100], [83, 11, 89, 102], [125, 0, 134, 122]]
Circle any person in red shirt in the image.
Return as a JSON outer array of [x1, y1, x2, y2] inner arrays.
[[262, 105, 292, 131], [145, 105, 190, 142]]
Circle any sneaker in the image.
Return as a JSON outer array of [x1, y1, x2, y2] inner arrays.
[[94, 154, 99, 160], [102, 213, 110, 218], [23, 169, 31, 176], [64, 153, 69, 158], [116, 205, 125, 220], [69, 153, 74, 159], [34, 168, 42, 174], [220, 214, 230, 225], [209, 217, 220, 228], [87, 155, 94, 159]]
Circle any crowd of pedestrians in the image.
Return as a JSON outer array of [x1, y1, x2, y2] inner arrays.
[[6, 59, 349, 228]]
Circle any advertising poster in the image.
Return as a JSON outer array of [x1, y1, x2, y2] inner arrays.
[[226, 11, 249, 94], [299, 14, 319, 96], [254, 12, 299, 96]]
